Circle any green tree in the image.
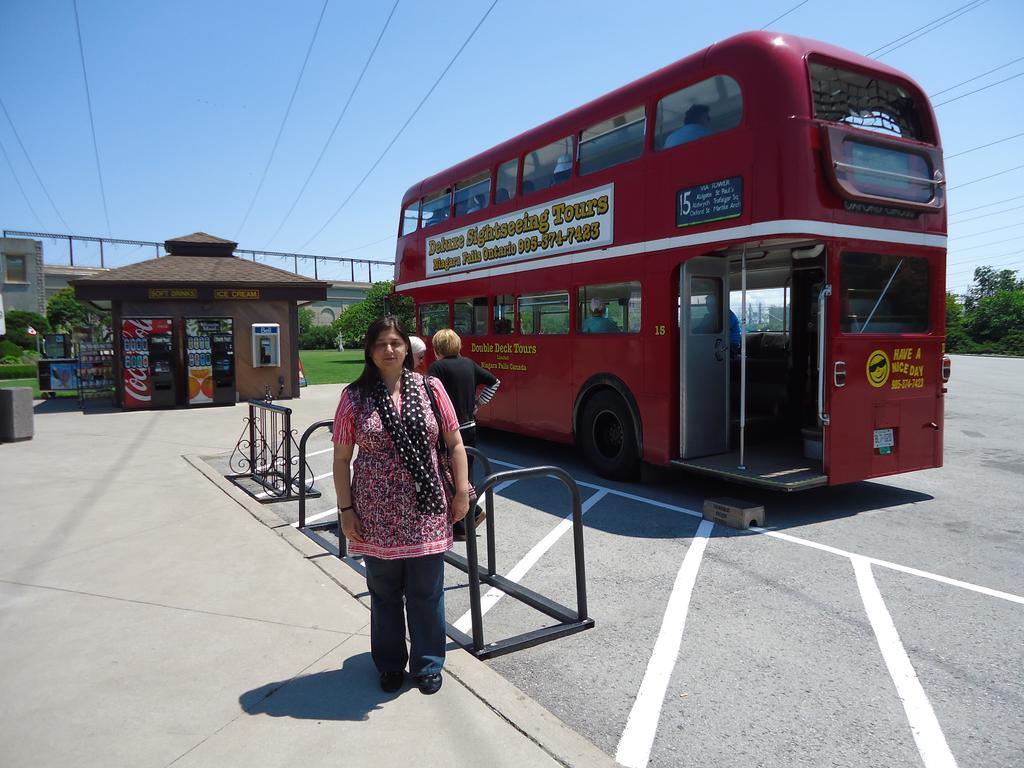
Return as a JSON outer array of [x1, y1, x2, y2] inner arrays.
[[964, 267, 1022, 312], [965, 290, 1024, 352], [46, 287, 111, 336], [944, 293, 975, 353], [2, 310, 51, 349], [335, 281, 415, 348], [298, 307, 314, 337]]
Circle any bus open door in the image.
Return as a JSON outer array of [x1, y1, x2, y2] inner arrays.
[[824, 249, 944, 485]]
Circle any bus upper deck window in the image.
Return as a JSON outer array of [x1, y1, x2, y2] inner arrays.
[[579, 106, 646, 176], [495, 159, 517, 204], [421, 189, 452, 229], [655, 75, 742, 151], [454, 173, 491, 217], [809, 61, 927, 141], [400, 201, 420, 236], [522, 136, 573, 196]]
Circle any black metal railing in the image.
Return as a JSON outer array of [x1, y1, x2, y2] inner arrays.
[[291, 431, 593, 659], [444, 463, 593, 659], [227, 400, 320, 503]]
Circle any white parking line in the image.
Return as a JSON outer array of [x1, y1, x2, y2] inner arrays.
[[488, 458, 1024, 606], [854, 557, 959, 768], [615, 519, 714, 768], [453, 488, 607, 635], [293, 508, 338, 527]]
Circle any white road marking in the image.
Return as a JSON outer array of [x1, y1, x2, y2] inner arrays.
[[615, 519, 714, 768], [488, 458, 1024, 606], [453, 488, 607, 635], [853, 557, 959, 768], [760, 529, 1024, 606], [293, 508, 338, 527], [306, 446, 333, 458]]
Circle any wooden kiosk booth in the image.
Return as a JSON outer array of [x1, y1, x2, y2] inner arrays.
[[72, 232, 328, 409]]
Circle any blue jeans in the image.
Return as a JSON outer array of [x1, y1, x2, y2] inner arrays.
[[363, 553, 446, 677]]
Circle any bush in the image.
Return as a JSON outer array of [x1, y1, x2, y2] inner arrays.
[[299, 323, 340, 350], [0, 340, 23, 359], [0, 363, 38, 380]]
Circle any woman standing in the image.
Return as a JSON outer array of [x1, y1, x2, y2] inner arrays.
[[332, 317, 470, 695], [428, 328, 500, 540]]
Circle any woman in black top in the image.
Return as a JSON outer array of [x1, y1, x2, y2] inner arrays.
[[428, 329, 500, 539]]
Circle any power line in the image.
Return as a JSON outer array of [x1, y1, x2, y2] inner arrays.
[[867, 0, 989, 58], [72, 0, 111, 237], [950, 220, 1024, 241], [760, 0, 809, 30], [0, 96, 73, 232], [930, 55, 1024, 97], [949, 204, 1024, 225], [946, 132, 1024, 159], [947, 257, 1024, 280], [933, 70, 1024, 108], [0, 135, 47, 230], [948, 246, 1024, 266], [236, 0, 331, 239], [297, 0, 499, 253], [264, 0, 401, 249], [948, 165, 1024, 191], [947, 234, 1024, 253], [949, 194, 1024, 217]]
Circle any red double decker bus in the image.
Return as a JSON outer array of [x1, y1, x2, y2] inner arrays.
[[393, 31, 949, 491]]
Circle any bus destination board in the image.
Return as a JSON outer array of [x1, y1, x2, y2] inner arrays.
[[676, 176, 743, 228]]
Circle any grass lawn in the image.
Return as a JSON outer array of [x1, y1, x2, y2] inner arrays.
[[298, 349, 364, 386], [0, 378, 41, 397]]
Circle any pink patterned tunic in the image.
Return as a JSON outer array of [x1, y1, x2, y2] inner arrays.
[[332, 374, 459, 560]]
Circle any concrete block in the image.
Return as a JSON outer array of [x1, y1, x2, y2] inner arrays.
[[0, 386, 34, 442], [702, 497, 764, 529]]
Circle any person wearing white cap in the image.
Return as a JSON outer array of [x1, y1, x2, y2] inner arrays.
[[552, 153, 572, 185], [409, 335, 427, 373], [582, 298, 620, 333]]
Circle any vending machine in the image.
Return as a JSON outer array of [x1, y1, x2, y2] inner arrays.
[[184, 318, 235, 406], [120, 318, 175, 409]]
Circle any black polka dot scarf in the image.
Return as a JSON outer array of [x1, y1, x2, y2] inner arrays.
[[372, 370, 446, 517]]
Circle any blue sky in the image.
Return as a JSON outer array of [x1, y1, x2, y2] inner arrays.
[[1, 0, 1022, 295]]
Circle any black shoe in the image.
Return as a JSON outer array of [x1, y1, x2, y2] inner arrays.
[[416, 672, 443, 695], [379, 670, 404, 693]]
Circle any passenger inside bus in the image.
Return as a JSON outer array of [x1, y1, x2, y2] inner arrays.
[[663, 104, 712, 148], [552, 154, 572, 185], [582, 298, 620, 333]]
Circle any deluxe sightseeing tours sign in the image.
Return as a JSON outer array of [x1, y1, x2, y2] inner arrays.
[[425, 184, 614, 277]]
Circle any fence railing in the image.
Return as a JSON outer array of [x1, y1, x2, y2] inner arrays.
[[227, 400, 320, 503]]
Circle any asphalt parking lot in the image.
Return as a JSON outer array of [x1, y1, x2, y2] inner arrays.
[[205, 354, 1024, 767]]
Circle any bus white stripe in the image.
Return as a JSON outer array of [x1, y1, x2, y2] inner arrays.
[[396, 218, 947, 291]]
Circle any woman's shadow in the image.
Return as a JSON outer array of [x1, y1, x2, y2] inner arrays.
[[239, 651, 404, 721]]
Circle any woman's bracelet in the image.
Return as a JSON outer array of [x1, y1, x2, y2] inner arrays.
[[339, 505, 354, 513]]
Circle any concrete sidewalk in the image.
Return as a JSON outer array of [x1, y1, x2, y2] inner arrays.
[[0, 385, 614, 768]]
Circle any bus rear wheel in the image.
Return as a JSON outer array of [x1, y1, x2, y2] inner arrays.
[[580, 390, 640, 480]]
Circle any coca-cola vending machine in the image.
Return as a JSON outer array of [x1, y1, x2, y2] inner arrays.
[[121, 318, 176, 409]]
